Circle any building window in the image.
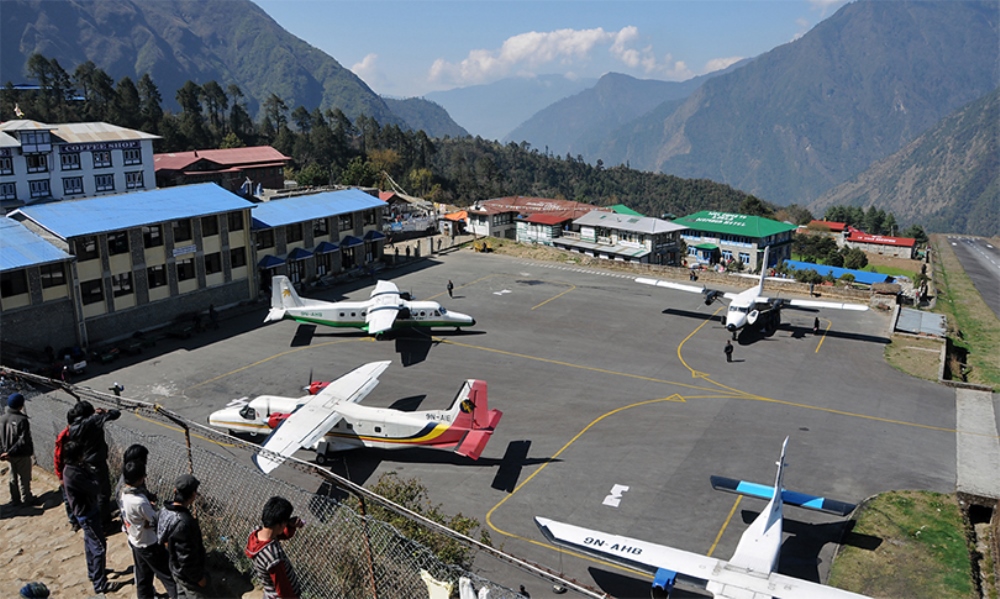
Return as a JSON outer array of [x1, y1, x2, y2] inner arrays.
[[123, 148, 142, 165], [227, 212, 244, 232], [256, 229, 274, 250], [107, 231, 129, 255], [61, 152, 81, 171], [29, 179, 50, 198], [204, 252, 222, 275], [111, 272, 133, 297], [286, 223, 303, 243], [143, 225, 163, 248], [229, 247, 247, 268], [739, 252, 750, 264], [0, 270, 28, 297], [338, 214, 353, 232], [80, 279, 104, 305], [125, 171, 144, 189], [176, 257, 196, 282], [0, 183, 15, 200], [313, 218, 328, 237], [39, 263, 66, 288], [173, 219, 192, 242], [26, 154, 48, 173], [76, 236, 99, 260], [0, 156, 13, 175], [63, 177, 84, 195], [201, 215, 219, 237], [19, 130, 51, 149], [93, 150, 112, 168], [147, 264, 167, 288], [364, 209, 378, 226], [94, 173, 115, 192]]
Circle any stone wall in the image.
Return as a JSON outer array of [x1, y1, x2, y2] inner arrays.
[[0, 298, 78, 356]]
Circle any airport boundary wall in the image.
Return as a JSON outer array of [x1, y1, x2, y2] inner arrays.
[[1, 369, 602, 599]]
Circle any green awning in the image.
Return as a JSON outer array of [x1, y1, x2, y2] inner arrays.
[[694, 243, 719, 250]]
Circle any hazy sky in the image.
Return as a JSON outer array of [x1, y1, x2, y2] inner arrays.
[[251, 0, 849, 97]]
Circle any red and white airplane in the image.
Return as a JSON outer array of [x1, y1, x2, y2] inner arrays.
[[208, 361, 502, 473], [637, 246, 868, 339], [536, 438, 869, 599]]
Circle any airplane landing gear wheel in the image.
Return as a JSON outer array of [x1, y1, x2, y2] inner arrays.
[[315, 453, 328, 466]]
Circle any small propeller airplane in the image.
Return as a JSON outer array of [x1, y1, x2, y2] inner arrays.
[[264, 275, 476, 336], [207, 361, 502, 473], [636, 246, 868, 339], [536, 437, 869, 599]]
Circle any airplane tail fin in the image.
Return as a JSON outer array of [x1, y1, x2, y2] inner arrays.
[[756, 245, 771, 295], [264, 276, 303, 322], [450, 380, 502, 460]]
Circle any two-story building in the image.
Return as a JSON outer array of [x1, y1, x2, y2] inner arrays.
[[0, 218, 77, 352], [9, 183, 256, 346], [843, 229, 916, 259], [672, 211, 797, 270], [251, 189, 387, 288], [154, 146, 290, 193], [0, 120, 159, 211], [467, 196, 606, 240], [552, 211, 685, 264]]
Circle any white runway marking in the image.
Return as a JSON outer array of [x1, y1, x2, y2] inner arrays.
[[603, 484, 630, 507]]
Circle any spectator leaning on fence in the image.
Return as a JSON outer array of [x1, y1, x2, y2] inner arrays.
[[54, 404, 81, 530], [69, 400, 121, 529], [122, 460, 178, 599], [245, 496, 303, 599], [1, 392, 36, 507], [158, 474, 209, 599], [62, 439, 113, 595]]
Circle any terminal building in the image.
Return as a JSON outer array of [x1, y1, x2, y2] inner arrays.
[[551, 211, 686, 264], [672, 211, 797, 270], [0, 119, 159, 212]]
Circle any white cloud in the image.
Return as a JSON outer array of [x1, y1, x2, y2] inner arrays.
[[704, 56, 744, 74], [351, 53, 380, 87]]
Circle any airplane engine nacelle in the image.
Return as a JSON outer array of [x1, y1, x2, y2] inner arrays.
[[747, 309, 759, 325], [704, 290, 720, 305]]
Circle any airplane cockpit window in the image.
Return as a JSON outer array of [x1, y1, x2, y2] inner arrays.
[[434, 310, 441, 317], [239, 406, 256, 420]]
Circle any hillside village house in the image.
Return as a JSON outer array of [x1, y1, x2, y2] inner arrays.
[[552, 211, 686, 264], [466, 196, 607, 240], [804, 220, 917, 259], [251, 189, 386, 288], [7, 183, 256, 348], [672, 211, 797, 270], [0, 120, 159, 212], [154, 146, 290, 194]]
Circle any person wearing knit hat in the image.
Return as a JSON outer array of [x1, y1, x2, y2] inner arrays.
[[0, 392, 35, 507]]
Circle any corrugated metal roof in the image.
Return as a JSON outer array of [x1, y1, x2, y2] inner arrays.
[[674, 211, 797, 238], [784, 260, 893, 285], [251, 189, 384, 228], [609, 204, 645, 217], [13, 183, 253, 239], [896, 308, 947, 337], [0, 218, 73, 272], [154, 146, 290, 171], [574, 210, 686, 234], [0, 120, 159, 143]]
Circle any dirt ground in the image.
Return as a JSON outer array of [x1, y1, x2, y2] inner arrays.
[[0, 465, 262, 599]]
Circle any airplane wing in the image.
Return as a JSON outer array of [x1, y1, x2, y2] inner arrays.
[[762, 296, 869, 311], [253, 361, 392, 473], [535, 517, 870, 599], [636, 277, 739, 300], [366, 281, 402, 335]]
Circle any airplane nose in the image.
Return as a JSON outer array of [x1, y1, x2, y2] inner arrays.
[[726, 324, 737, 331], [470, 318, 476, 326]]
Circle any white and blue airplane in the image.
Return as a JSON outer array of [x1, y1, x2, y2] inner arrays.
[[536, 437, 870, 599], [264, 275, 476, 336], [637, 246, 868, 339]]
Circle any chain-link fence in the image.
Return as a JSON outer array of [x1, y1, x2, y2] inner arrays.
[[1, 368, 606, 599]]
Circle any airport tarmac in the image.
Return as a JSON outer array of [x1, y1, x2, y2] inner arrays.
[[80, 250, 957, 598]]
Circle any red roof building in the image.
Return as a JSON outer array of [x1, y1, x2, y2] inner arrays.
[[807, 220, 848, 233], [844, 229, 916, 258], [154, 146, 290, 193]]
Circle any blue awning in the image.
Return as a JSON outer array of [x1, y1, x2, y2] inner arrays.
[[314, 241, 340, 254], [257, 255, 285, 269], [287, 247, 313, 261], [340, 235, 363, 248], [364, 230, 386, 241]]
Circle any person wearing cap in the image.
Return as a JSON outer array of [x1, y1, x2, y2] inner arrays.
[[122, 461, 177, 599], [69, 400, 121, 529], [245, 496, 303, 599], [158, 474, 208, 598], [0, 392, 35, 506]]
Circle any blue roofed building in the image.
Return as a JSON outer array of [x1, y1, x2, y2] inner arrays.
[[9, 183, 256, 346], [783, 260, 894, 285], [250, 188, 386, 285], [1, 218, 78, 352]]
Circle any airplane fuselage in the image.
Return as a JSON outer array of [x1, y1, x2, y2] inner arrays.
[[284, 299, 475, 331]]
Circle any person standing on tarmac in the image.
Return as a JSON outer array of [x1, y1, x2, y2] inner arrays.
[[724, 340, 734, 363]]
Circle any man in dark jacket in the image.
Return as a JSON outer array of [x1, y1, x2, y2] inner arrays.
[[158, 474, 208, 598], [63, 439, 115, 594], [69, 400, 121, 528], [0, 393, 35, 506]]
